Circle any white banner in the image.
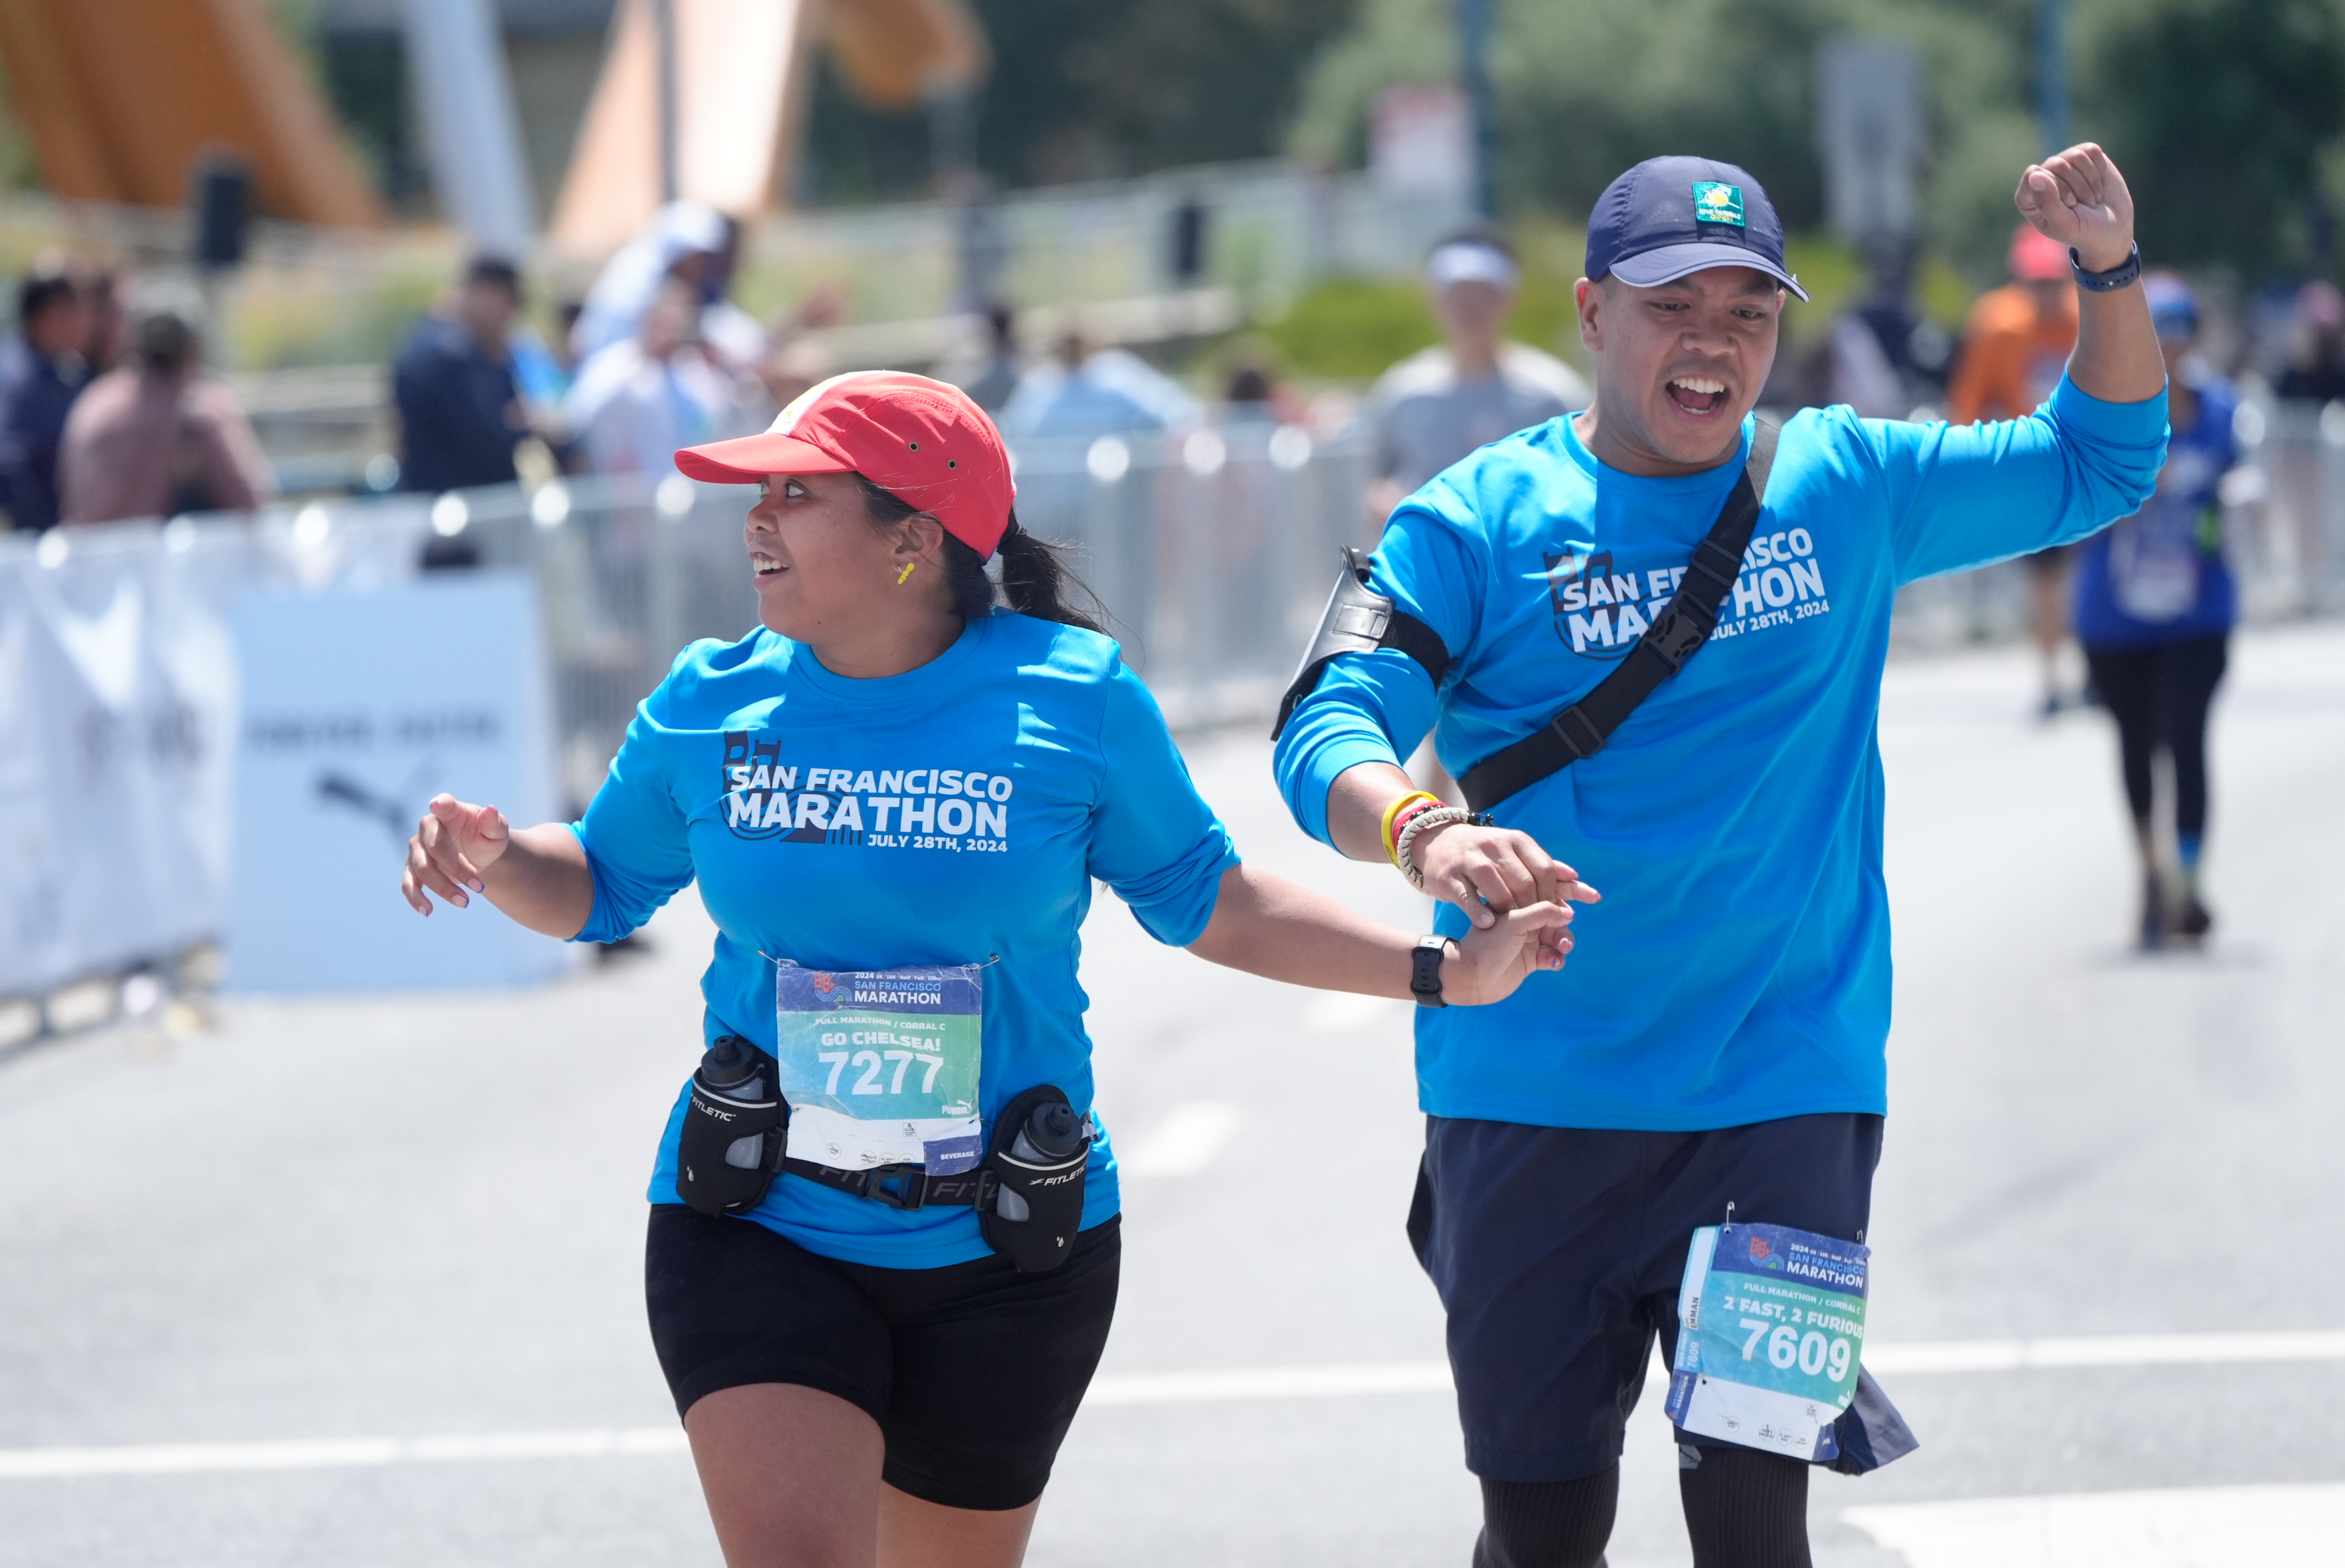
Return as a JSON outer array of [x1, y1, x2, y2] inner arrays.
[[225, 570, 576, 991], [0, 537, 238, 993]]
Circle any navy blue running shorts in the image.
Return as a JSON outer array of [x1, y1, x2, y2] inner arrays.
[[645, 1206, 1120, 1511], [1409, 1112, 1882, 1484]]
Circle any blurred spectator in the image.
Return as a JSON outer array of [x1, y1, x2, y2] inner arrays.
[[1821, 249, 1952, 418], [59, 284, 272, 523], [997, 328, 1203, 442], [393, 256, 532, 494], [81, 267, 127, 374], [1363, 226, 1589, 522], [563, 278, 737, 478], [0, 258, 91, 532], [2272, 280, 2345, 403], [2071, 276, 2238, 948], [571, 202, 767, 372], [752, 335, 834, 422], [961, 302, 1023, 413], [1947, 224, 2082, 717], [1223, 356, 1307, 427]]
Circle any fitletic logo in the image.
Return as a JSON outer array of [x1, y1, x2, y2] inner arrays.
[[1692, 181, 1745, 227]]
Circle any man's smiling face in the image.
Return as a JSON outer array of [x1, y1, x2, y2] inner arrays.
[[1576, 266, 1784, 472]]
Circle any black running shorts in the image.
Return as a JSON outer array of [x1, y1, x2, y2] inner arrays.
[[644, 1205, 1121, 1511], [1409, 1112, 1882, 1484]]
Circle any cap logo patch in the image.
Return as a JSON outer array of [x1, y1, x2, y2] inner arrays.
[[1692, 182, 1745, 227]]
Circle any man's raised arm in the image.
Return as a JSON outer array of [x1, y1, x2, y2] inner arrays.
[[2023, 143, 2163, 405]]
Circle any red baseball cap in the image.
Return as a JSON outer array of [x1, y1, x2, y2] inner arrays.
[[2009, 223, 2070, 282], [675, 371, 1017, 558]]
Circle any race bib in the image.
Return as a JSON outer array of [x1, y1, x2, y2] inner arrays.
[[773, 962, 983, 1173], [1664, 1223, 1869, 1462]]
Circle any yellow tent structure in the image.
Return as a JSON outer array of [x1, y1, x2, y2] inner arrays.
[[0, 0, 382, 227], [550, 0, 986, 254]]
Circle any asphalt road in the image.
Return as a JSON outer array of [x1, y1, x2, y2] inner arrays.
[[5, 624, 2343, 1567]]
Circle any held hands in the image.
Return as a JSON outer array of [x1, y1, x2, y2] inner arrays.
[[1412, 819, 1602, 930], [1443, 898, 1578, 1006], [400, 793, 512, 916], [2015, 142, 2136, 274]]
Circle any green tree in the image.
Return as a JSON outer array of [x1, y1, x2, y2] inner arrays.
[[804, 0, 1363, 202], [2073, 0, 2345, 280], [1287, 0, 2085, 281]]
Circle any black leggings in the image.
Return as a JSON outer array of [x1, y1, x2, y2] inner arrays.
[[1474, 1445, 1811, 1568], [2083, 636, 2228, 840]]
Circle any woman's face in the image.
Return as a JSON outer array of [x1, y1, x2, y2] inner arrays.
[[743, 471, 934, 643]]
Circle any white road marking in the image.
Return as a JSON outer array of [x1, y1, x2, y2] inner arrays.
[[1842, 1483, 2345, 1567], [5, 1328, 2340, 1480], [1115, 1101, 1242, 1177], [0, 1427, 689, 1479]]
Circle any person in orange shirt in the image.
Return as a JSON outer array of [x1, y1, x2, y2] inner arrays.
[[1947, 224, 2082, 716]]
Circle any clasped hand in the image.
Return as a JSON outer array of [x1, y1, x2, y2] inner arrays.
[[1412, 819, 1603, 931]]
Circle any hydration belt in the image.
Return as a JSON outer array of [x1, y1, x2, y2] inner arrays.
[[1271, 421, 1780, 813], [676, 1058, 1092, 1273]]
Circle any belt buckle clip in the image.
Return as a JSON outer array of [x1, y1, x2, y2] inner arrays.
[[864, 1163, 930, 1211]]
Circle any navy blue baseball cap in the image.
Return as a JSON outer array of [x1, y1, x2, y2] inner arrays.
[[1585, 156, 1807, 301]]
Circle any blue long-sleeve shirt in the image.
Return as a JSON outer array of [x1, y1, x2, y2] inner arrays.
[[573, 610, 1239, 1266], [1274, 378, 2167, 1131]]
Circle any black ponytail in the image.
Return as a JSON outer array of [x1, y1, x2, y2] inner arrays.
[[993, 511, 1108, 634], [855, 474, 1107, 635]]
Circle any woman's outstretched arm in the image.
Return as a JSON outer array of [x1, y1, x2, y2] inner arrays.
[[401, 793, 596, 940], [1185, 863, 1582, 1007]]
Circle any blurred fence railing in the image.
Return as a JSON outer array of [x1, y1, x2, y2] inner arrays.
[[1890, 395, 2345, 647]]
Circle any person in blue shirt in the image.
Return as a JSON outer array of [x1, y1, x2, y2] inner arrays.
[[0, 263, 90, 533], [1273, 148, 2168, 1567], [391, 256, 534, 496], [2071, 274, 2237, 950], [398, 371, 1573, 1568]]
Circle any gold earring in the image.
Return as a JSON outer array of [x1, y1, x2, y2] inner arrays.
[[897, 561, 917, 585]]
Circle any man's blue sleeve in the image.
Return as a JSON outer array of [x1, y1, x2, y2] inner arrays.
[[571, 660, 698, 944], [1270, 497, 1488, 846], [1882, 376, 2168, 585], [1088, 658, 1241, 945]]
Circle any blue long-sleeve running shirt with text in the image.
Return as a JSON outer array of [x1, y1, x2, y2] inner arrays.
[[1274, 378, 2167, 1131], [574, 612, 1239, 1267]]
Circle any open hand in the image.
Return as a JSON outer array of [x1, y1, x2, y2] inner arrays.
[[400, 793, 511, 916], [1443, 899, 1577, 1005], [2015, 142, 2135, 274], [1412, 821, 1603, 929]]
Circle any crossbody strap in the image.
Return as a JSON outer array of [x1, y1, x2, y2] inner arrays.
[[1458, 420, 1780, 814]]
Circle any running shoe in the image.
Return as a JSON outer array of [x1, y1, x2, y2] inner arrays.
[[2171, 893, 2214, 943]]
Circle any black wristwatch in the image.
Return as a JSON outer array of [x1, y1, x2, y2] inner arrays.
[[2071, 242, 2142, 292], [1410, 933, 1452, 1008]]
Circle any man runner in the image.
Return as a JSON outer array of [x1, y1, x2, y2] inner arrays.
[[1273, 147, 2164, 1566]]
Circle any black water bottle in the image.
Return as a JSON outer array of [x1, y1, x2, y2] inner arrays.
[[1010, 1100, 1084, 1163], [993, 1101, 1085, 1222], [696, 1036, 770, 1169]]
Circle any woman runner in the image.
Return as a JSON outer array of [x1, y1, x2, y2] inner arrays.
[[2071, 276, 2237, 947], [399, 371, 1588, 1568]]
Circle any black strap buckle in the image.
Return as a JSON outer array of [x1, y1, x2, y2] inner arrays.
[[860, 1163, 931, 1210], [1551, 706, 1606, 760]]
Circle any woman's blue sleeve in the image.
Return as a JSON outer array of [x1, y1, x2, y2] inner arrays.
[[570, 686, 696, 944], [1087, 660, 1241, 946]]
